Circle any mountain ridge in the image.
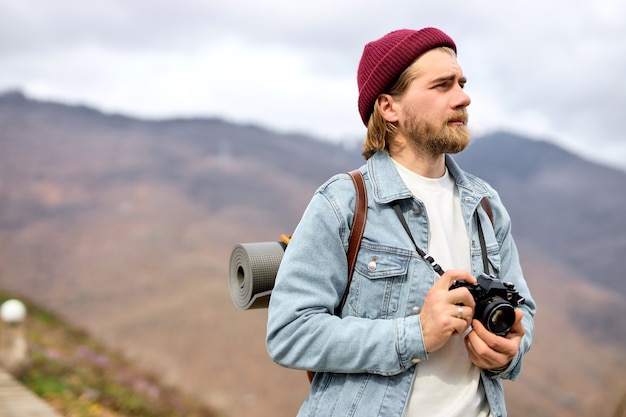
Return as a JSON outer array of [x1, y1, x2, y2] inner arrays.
[[456, 132, 626, 294], [0, 90, 624, 417]]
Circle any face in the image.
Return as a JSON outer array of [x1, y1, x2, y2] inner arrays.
[[394, 48, 471, 156]]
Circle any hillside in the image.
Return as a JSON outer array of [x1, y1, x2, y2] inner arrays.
[[0, 291, 220, 417], [456, 132, 626, 295], [0, 90, 624, 417]]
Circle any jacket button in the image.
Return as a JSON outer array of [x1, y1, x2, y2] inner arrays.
[[412, 306, 421, 314], [368, 256, 377, 271], [412, 205, 421, 214]]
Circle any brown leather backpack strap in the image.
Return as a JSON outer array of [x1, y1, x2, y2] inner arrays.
[[308, 170, 367, 384], [480, 197, 494, 226], [308, 171, 367, 384], [336, 169, 367, 315], [346, 171, 367, 277]]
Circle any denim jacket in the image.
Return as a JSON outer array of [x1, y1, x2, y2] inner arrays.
[[266, 151, 536, 417]]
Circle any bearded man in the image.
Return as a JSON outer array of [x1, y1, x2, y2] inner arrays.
[[266, 27, 536, 417]]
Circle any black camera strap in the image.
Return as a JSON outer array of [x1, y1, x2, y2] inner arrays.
[[475, 211, 490, 274], [392, 200, 491, 276], [393, 203, 445, 276]]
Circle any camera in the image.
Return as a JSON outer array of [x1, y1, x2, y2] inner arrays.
[[449, 273, 525, 336]]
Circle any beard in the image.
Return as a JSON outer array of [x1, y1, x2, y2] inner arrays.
[[400, 107, 470, 156]]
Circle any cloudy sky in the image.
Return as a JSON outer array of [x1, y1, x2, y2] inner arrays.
[[1, 0, 625, 171]]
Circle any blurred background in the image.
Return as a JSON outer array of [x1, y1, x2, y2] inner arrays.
[[0, 1, 625, 416]]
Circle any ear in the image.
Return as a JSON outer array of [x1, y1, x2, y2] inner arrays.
[[377, 94, 400, 123]]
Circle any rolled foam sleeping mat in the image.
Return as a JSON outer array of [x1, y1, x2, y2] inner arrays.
[[228, 241, 285, 310]]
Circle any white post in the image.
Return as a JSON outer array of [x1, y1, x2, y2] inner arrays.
[[0, 299, 29, 377]]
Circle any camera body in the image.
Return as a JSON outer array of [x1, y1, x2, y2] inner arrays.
[[449, 273, 525, 336]]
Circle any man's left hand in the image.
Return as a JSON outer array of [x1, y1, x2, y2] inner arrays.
[[464, 309, 525, 371]]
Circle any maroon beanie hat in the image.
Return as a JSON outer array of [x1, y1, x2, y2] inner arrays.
[[357, 27, 457, 125]]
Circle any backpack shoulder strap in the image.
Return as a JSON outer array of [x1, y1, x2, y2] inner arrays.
[[308, 170, 367, 384], [480, 197, 494, 226], [336, 169, 367, 315]]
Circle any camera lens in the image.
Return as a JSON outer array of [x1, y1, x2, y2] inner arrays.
[[476, 299, 516, 336]]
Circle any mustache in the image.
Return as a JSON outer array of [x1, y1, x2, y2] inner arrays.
[[446, 112, 469, 124]]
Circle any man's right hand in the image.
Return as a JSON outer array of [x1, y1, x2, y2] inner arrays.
[[419, 270, 476, 354]]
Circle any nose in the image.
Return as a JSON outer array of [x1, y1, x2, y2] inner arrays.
[[454, 88, 471, 109], [454, 88, 472, 109]]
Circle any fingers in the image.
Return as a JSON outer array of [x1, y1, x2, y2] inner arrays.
[[507, 309, 526, 338], [421, 309, 472, 353], [420, 271, 477, 353], [438, 270, 476, 289], [453, 304, 472, 327], [450, 305, 472, 335], [423, 269, 526, 370], [472, 309, 525, 342], [455, 304, 463, 319], [464, 310, 525, 370], [465, 330, 511, 370], [441, 270, 476, 308]]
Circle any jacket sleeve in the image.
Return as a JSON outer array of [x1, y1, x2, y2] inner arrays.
[[484, 191, 536, 381], [266, 177, 427, 376]]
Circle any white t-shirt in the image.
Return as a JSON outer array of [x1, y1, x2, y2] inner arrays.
[[392, 160, 491, 417]]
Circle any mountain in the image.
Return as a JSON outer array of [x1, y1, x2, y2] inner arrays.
[[456, 132, 626, 296], [0, 90, 624, 417]]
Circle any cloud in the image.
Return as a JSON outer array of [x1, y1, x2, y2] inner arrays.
[[0, 0, 624, 169]]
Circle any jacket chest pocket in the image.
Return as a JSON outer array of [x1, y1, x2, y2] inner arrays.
[[349, 245, 411, 319]]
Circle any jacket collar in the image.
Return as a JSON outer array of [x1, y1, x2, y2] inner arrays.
[[367, 151, 489, 204]]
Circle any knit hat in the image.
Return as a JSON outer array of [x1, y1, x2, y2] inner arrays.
[[357, 27, 457, 125]]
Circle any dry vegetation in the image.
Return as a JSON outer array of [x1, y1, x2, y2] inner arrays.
[[1, 291, 221, 417]]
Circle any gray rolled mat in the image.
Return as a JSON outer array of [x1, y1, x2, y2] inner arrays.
[[228, 242, 285, 310]]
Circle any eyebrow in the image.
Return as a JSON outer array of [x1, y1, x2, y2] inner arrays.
[[430, 73, 467, 86]]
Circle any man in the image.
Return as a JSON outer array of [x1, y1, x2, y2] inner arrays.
[[266, 27, 535, 417]]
